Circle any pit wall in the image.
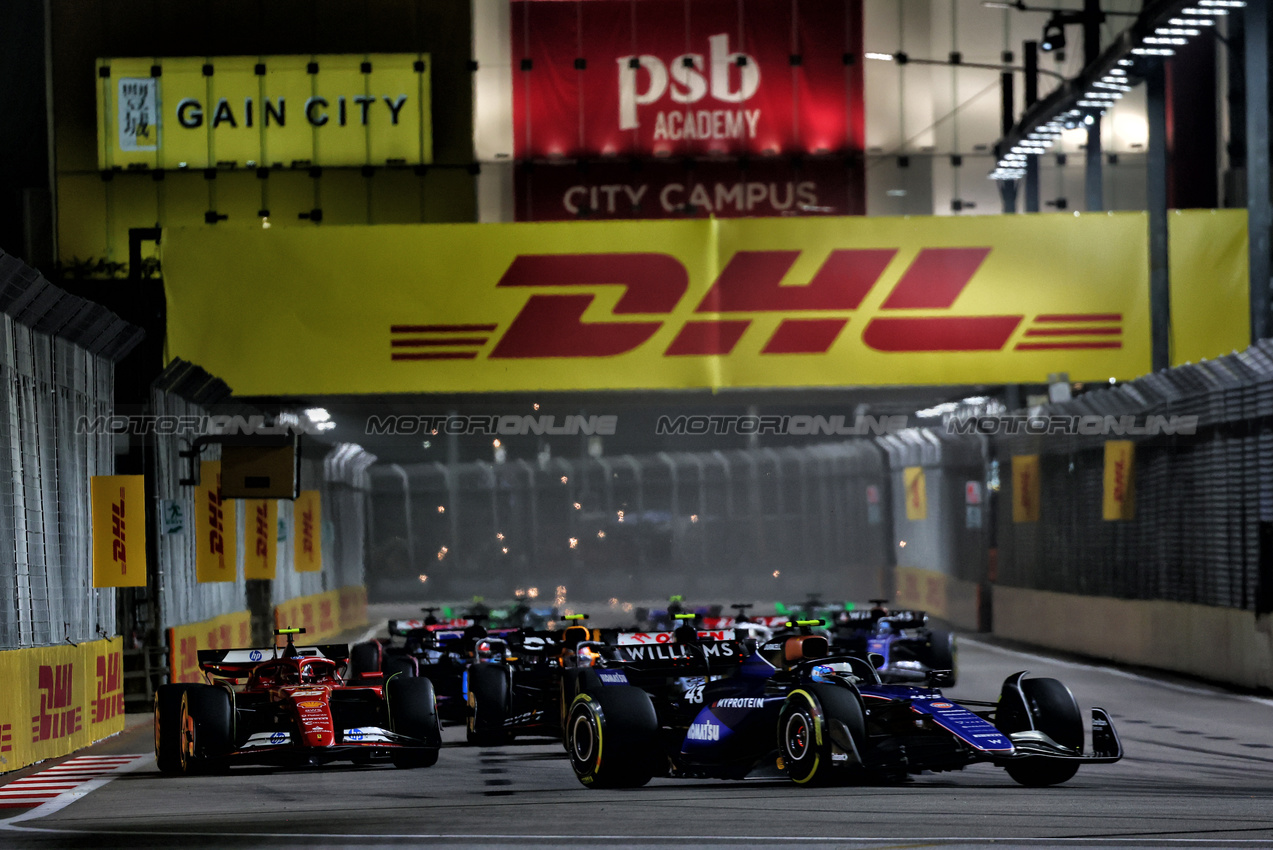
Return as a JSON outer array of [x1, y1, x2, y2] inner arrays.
[[992, 585, 1273, 691], [894, 565, 985, 633], [0, 637, 126, 773]]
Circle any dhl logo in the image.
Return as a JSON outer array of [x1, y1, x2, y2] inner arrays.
[[389, 250, 1123, 361], [254, 502, 270, 557], [207, 473, 226, 562], [111, 487, 127, 573]]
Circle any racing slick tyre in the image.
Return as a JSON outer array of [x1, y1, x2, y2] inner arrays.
[[467, 663, 513, 747], [154, 684, 233, 775], [559, 668, 604, 748], [778, 684, 866, 786], [387, 676, 442, 768], [999, 677, 1083, 787], [566, 686, 660, 788], [383, 654, 418, 679], [925, 630, 958, 687], [348, 641, 382, 678]]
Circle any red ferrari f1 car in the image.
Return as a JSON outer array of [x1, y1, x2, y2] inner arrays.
[[154, 628, 441, 774]]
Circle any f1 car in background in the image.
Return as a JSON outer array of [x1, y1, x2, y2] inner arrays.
[[563, 620, 1121, 789], [154, 628, 441, 774], [826, 600, 958, 686]]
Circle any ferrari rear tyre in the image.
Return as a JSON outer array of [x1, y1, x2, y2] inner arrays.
[[467, 664, 513, 747], [387, 676, 441, 768], [348, 641, 381, 678], [154, 684, 232, 775], [779, 685, 866, 786], [1000, 677, 1083, 787], [566, 687, 659, 789]]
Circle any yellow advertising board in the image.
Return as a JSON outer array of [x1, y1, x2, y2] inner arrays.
[[168, 611, 253, 684], [161, 211, 1249, 394], [0, 637, 125, 772], [1103, 440, 1136, 521], [903, 467, 927, 521], [91, 475, 147, 588], [244, 499, 278, 580], [275, 589, 342, 643], [1012, 455, 1041, 523], [96, 53, 432, 170], [194, 460, 237, 583], [294, 491, 322, 573]]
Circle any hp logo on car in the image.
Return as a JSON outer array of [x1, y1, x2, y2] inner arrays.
[[347, 728, 364, 742], [269, 732, 286, 744], [249, 650, 262, 661]]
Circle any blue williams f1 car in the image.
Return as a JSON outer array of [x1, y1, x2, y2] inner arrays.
[[563, 620, 1122, 788]]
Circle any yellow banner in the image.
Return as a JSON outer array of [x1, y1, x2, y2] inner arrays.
[[91, 475, 147, 588], [244, 499, 278, 580], [195, 460, 237, 583], [0, 637, 125, 772], [1012, 455, 1041, 523], [168, 611, 252, 684], [903, 467, 927, 521], [294, 491, 322, 573], [1169, 210, 1249, 366], [275, 589, 341, 643], [96, 54, 432, 170], [1103, 440, 1136, 521]]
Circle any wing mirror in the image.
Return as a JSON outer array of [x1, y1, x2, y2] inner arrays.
[[927, 669, 955, 687], [868, 652, 886, 669]]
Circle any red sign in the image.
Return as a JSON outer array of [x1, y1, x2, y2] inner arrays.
[[512, 0, 864, 160], [515, 157, 863, 220]]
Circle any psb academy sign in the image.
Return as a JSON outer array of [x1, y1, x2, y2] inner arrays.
[[96, 54, 432, 170]]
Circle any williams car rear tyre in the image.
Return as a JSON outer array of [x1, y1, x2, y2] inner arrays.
[[154, 684, 232, 775], [566, 687, 660, 789], [388, 675, 442, 768], [925, 630, 957, 687], [467, 663, 513, 747], [779, 685, 866, 786], [1000, 677, 1083, 787]]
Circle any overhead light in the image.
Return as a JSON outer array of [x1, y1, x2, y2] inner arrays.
[[304, 407, 330, 423], [1143, 36, 1187, 45], [1131, 47, 1176, 55], [1156, 27, 1200, 36], [1171, 16, 1214, 25], [865, 52, 894, 61], [1040, 16, 1066, 52]]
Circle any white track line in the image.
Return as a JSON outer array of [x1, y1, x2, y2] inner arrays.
[[961, 637, 1273, 707]]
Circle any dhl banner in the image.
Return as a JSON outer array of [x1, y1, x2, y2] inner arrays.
[[274, 587, 367, 644], [195, 460, 237, 583], [0, 637, 125, 772], [293, 491, 322, 573], [168, 611, 252, 684], [96, 54, 432, 170], [161, 211, 1248, 394], [903, 467, 927, 521], [244, 499, 278, 580], [91, 475, 146, 588], [1012, 455, 1041, 523], [1103, 440, 1136, 521]]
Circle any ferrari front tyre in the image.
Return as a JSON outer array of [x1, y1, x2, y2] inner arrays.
[[566, 686, 659, 789], [467, 664, 512, 747], [387, 675, 442, 768], [1001, 677, 1082, 787], [154, 684, 232, 775], [779, 684, 866, 786]]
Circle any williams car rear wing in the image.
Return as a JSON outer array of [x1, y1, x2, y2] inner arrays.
[[197, 644, 350, 677]]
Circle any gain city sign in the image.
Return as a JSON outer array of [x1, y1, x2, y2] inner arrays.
[[160, 211, 1248, 395], [96, 53, 432, 170]]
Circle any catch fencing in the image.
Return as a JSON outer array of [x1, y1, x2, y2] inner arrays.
[[366, 441, 892, 604], [0, 250, 141, 649], [995, 341, 1273, 612]]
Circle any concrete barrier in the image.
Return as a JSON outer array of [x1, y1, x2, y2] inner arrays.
[[895, 566, 984, 632], [993, 585, 1273, 690]]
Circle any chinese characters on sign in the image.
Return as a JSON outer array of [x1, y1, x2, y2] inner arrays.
[[117, 77, 158, 152]]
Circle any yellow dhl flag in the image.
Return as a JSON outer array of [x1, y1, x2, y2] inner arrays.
[[195, 460, 236, 582], [1103, 440, 1136, 520], [244, 499, 278, 579], [1012, 455, 1040, 523], [294, 490, 322, 573], [91, 475, 147, 587], [903, 467, 927, 521]]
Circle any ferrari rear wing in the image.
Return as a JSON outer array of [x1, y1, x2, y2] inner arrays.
[[197, 644, 350, 677]]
